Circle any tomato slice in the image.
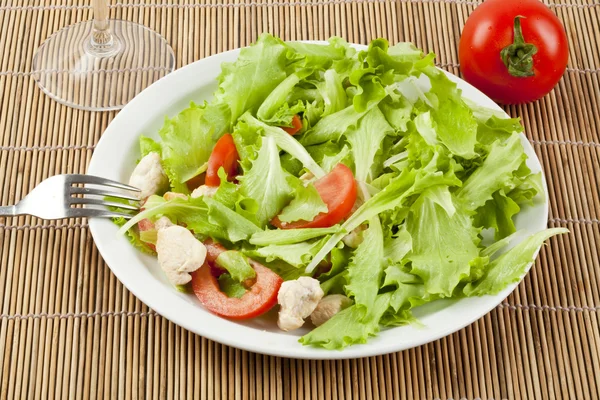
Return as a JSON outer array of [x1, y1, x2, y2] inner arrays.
[[271, 163, 357, 229], [205, 134, 240, 187], [281, 114, 303, 135], [191, 242, 283, 319]]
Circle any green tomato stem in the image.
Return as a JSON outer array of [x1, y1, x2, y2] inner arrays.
[[500, 16, 538, 78]]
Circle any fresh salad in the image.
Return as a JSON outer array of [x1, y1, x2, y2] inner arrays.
[[116, 34, 566, 350]]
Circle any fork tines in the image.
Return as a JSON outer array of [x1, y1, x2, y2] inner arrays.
[[67, 175, 141, 218]]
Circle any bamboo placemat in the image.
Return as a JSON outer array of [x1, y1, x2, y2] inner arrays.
[[0, 0, 599, 399]]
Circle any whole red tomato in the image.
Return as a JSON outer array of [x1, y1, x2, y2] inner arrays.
[[459, 0, 568, 104]]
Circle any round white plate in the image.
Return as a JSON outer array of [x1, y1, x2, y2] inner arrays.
[[88, 42, 548, 360]]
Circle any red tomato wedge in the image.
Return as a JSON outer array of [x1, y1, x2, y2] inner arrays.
[[205, 133, 240, 187], [191, 240, 283, 319], [281, 114, 303, 135], [271, 163, 357, 229]]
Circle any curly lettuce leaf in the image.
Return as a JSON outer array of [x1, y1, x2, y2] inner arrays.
[[406, 186, 481, 297], [285, 37, 351, 70], [463, 228, 568, 296], [456, 134, 527, 211], [299, 293, 391, 349], [316, 69, 347, 116], [474, 190, 521, 240], [240, 113, 325, 178], [238, 136, 294, 227], [218, 274, 247, 298], [139, 135, 162, 158], [420, 67, 479, 159], [158, 102, 229, 192], [345, 107, 393, 182], [117, 196, 259, 243], [249, 239, 324, 268], [215, 251, 256, 282], [214, 33, 289, 123], [204, 197, 262, 242], [305, 164, 460, 273], [477, 115, 524, 145], [345, 217, 385, 310], [383, 227, 412, 264], [277, 180, 328, 224], [256, 73, 302, 122], [249, 226, 341, 246], [300, 103, 381, 146]]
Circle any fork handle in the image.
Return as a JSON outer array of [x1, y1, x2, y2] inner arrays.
[[0, 205, 17, 216]]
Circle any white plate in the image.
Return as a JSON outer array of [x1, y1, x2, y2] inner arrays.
[[88, 42, 548, 360]]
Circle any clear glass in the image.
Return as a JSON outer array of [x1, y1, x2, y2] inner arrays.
[[32, 0, 175, 111]]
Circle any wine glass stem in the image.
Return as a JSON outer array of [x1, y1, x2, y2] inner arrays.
[[86, 0, 120, 57]]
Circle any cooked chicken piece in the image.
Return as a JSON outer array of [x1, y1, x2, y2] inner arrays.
[[163, 191, 187, 201], [299, 172, 315, 186], [191, 185, 218, 199], [277, 277, 324, 331], [342, 224, 367, 248], [154, 216, 174, 231], [310, 294, 352, 326], [129, 152, 169, 199], [156, 225, 207, 286]]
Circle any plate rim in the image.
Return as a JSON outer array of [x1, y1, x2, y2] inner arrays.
[[88, 41, 549, 359]]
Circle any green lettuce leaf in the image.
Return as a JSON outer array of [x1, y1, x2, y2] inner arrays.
[[214, 33, 289, 123], [383, 227, 412, 264], [477, 115, 523, 145], [139, 135, 162, 158], [301, 104, 378, 146], [463, 228, 568, 296], [474, 190, 521, 240], [285, 38, 351, 70], [380, 97, 413, 133], [299, 293, 391, 349], [277, 180, 328, 223], [218, 274, 247, 298], [508, 172, 544, 205], [158, 102, 229, 192], [240, 113, 325, 178], [117, 195, 260, 243], [249, 239, 324, 268], [345, 217, 385, 310], [204, 197, 262, 242], [456, 134, 526, 210], [215, 251, 256, 282], [316, 69, 347, 116], [345, 107, 393, 182], [249, 226, 342, 246], [305, 164, 460, 273], [238, 136, 294, 226], [423, 68, 478, 159], [256, 73, 302, 122], [321, 271, 348, 295], [406, 186, 481, 297]]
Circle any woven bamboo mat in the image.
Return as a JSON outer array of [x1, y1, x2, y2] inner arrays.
[[0, 0, 599, 399]]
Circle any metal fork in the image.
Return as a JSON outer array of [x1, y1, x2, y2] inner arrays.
[[0, 174, 140, 220]]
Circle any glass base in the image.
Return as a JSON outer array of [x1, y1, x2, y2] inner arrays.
[[32, 20, 175, 111]]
